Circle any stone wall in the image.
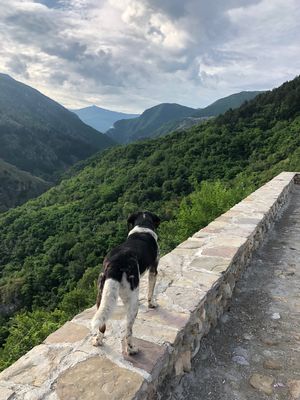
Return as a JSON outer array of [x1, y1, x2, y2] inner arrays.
[[0, 172, 299, 400]]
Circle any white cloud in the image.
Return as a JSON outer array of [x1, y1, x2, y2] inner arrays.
[[0, 0, 299, 112]]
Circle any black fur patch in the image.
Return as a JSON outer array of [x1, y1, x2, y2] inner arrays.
[[98, 212, 160, 290]]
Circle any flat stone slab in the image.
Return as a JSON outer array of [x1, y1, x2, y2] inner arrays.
[[0, 387, 15, 400], [249, 373, 274, 395], [134, 307, 189, 345], [288, 379, 300, 399], [139, 306, 189, 331], [45, 321, 89, 344], [72, 307, 94, 323], [177, 238, 206, 249], [189, 256, 228, 273], [201, 246, 239, 259], [180, 269, 221, 291], [134, 318, 180, 344], [55, 356, 144, 400], [0, 345, 71, 387], [122, 338, 167, 376], [161, 285, 205, 313]]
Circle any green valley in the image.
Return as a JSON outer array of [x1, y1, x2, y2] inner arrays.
[[0, 75, 299, 370]]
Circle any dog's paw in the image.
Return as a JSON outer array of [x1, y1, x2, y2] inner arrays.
[[148, 300, 158, 309], [91, 333, 104, 347], [126, 343, 139, 355]]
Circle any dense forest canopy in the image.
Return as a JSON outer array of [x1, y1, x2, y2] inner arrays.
[[106, 103, 196, 143], [193, 91, 263, 118], [0, 159, 50, 212], [0, 75, 299, 370]]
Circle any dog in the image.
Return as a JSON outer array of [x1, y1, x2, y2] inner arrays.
[[91, 211, 160, 355]]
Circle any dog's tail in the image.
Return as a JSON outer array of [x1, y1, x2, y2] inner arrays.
[[91, 277, 119, 332]]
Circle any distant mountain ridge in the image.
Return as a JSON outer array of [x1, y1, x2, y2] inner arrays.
[[0, 74, 115, 181], [193, 91, 263, 118], [107, 103, 196, 143], [72, 105, 139, 132], [106, 91, 262, 143]]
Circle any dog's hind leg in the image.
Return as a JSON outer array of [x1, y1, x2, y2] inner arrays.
[[91, 272, 106, 346], [124, 288, 139, 355], [91, 278, 119, 346], [148, 263, 158, 308]]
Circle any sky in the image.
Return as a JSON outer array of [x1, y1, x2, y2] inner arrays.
[[0, 0, 299, 113]]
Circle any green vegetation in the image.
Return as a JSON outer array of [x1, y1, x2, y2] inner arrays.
[[193, 91, 262, 118], [0, 309, 67, 371], [0, 75, 299, 370], [159, 179, 254, 253], [0, 159, 51, 212], [107, 103, 196, 143], [106, 91, 261, 144]]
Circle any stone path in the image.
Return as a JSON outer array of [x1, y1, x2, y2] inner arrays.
[[161, 186, 300, 400]]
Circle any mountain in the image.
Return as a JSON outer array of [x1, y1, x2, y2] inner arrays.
[[107, 91, 262, 143], [106, 103, 196, 143], [0, 159, 50, 212], [72, 105, 139, 132], [0, 74, 115, 181], [0, 75, 299, 370], [192, 91, 263, 118]]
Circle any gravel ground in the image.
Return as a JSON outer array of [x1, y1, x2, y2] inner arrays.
[[161, 185, 300, 400]]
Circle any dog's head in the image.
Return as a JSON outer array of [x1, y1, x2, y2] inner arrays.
[[127, 211, 160, 232]]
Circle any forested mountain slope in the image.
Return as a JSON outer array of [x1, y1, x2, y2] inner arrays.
[[106, 103, 196, 143], [193, 91, 262, 118], [0, 74, 115, 181], [0, 75, 299, 370], [107, 91, 261, 143], [0, 159, 50, 212]]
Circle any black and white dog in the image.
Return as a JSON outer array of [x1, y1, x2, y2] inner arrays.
[[91, 211, 160, 355]]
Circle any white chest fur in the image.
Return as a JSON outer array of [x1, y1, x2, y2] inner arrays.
[[127, 226, 158, 242]]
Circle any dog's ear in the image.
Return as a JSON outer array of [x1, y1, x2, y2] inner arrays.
[[127, 212, 139, 231], [150, 213, 161, 228]]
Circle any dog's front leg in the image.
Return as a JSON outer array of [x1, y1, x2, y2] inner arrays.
[[148, 265, 158, 308], [125, 289, 139, 355]]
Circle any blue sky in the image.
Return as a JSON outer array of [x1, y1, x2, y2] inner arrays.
[[0, 0, 299, 112]]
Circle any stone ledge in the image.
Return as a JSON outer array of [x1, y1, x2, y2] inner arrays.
[[0, 172, 299, 400]]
